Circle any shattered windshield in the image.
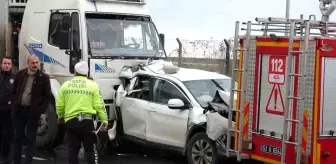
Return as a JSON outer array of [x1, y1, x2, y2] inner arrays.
[[86, 13, 166, 58], [183, 79, 236, 107]]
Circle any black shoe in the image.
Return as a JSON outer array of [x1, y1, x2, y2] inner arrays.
[[9, 160, 18, 164], [85, 152, 99, 164], [0, 159, 10, 164]]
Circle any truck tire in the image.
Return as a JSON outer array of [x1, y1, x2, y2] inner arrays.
[[35, 103, 65, 150], [187, 133, 219, 164]]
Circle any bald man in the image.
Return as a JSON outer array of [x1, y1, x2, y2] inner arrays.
[[10, 55, 51, 164]]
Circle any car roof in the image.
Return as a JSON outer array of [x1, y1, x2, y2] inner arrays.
[[143, 67, 230, 82], [134, 60, 231, 82], [165, 67, 230, 81]]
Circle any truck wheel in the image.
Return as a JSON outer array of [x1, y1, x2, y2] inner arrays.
[[187, 133, 218, 164], [35, 103, 65, 150]]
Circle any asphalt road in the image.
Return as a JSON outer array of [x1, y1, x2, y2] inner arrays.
[[29, 145, 258, 164], [30, 142, 187, 164], [30, 152, 186, 164], [25, 141, 260, 164]]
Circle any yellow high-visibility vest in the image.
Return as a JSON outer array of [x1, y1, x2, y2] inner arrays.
[[56, 76, 108, 123]]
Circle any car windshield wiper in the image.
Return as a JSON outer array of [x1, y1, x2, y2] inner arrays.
[[211, 79, 225, 91]]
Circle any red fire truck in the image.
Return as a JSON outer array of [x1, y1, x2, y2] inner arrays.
[[224, 2, 336, 164]]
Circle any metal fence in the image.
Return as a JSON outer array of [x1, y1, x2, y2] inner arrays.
[[164, 38, 238, 77], [167, 57, 238, 77]]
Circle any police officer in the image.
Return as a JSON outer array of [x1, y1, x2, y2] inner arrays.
[[56, 61, 108, 164], [0, 57, 15, 163]]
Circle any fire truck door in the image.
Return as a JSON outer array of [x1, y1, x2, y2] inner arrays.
[[244, 38, 301, 164], [317, 56, 336, 164]]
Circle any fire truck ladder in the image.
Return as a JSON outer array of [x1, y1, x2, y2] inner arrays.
[[226, 21, 251, 161], [280, 20, 311, 164]]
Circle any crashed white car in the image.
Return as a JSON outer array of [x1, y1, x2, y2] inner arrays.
[[115, 60, 237, 164]]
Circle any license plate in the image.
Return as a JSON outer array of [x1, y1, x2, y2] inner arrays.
[[260, 144, 282, 156]]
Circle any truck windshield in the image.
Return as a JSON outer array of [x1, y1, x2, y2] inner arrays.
[[86, 13, 166, 58], [183, 79, 237, 107]]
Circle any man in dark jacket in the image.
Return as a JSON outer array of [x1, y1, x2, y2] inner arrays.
[[0, 57, 15, 163], [10, 55, 51, 164]]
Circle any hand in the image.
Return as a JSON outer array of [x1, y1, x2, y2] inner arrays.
[[57, 118, 65, 124], [102, 123, 108, 130]]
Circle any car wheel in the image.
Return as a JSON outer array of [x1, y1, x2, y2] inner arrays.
[[187, 133, 218, 164]]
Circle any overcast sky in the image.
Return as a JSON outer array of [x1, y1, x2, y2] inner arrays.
[[147, 0, 326, 40]]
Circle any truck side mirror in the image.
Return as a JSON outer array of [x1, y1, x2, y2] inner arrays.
[[58, 30, 70, 50], [58, 15, 71, 50], [69, 55, 80, 74], [159, 33, 165, 49]]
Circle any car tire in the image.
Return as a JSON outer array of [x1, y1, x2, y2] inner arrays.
[[35, 103, 65, 150], [187, 132, 219, 164]]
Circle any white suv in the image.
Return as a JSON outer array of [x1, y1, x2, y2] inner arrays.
[[115, 60, 236, 164]]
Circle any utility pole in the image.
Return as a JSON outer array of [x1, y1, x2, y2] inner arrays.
[[285, 0, 290, 36], [286, 0, 290, 19]]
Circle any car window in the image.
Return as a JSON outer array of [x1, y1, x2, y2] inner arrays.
[[183, 79, 234, 107], [152, 79, 188, 105], [127, 75, 151, 101]]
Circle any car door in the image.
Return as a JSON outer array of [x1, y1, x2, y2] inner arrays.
[[120, 75, 151, 140], [146, 78, 190, 148]]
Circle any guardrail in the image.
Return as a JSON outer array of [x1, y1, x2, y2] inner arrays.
[[9, 0, 27, 7]]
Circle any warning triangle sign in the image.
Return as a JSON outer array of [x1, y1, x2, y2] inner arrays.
[[266, 84, 285, 116]]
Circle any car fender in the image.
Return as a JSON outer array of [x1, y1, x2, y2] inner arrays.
[[183, 122, 206, 155]]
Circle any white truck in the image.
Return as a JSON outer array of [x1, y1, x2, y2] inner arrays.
[[1, 0, 166, 150]]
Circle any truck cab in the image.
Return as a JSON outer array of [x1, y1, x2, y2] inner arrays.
[[17, 0, 166, 149]]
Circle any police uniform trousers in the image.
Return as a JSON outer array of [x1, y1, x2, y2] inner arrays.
[[66, 117, 98, 164], [0, 111, 13, 162]]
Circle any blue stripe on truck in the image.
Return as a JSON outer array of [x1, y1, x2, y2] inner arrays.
[[24, 44, 66, 68]]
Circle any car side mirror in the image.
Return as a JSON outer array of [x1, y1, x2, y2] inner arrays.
[[168, 99, 186, 109], [159, 33, 165, 49]]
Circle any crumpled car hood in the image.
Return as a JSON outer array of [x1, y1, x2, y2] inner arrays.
[[204, 90, 237, 141]]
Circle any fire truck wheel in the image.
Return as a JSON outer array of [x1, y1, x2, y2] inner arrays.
[[187, 132, 218, 164], [35, 102, 65, 150]]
